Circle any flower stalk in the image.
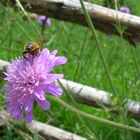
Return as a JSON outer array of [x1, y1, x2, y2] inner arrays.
[[79, 0, 117, 96], [52, 97, 140, 133]]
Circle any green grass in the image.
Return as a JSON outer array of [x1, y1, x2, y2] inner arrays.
[[1, 0, 140, 139]]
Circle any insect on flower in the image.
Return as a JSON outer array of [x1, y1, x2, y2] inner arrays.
[[23, 38, 46, 57], [14, 37, 46, 58], [5, 39, 67, 123], [23, 42, 40, 57]]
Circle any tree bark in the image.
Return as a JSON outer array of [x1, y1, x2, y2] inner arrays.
[[8, 0, 140, 46]]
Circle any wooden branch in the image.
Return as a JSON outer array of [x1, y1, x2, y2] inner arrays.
[[8, 0, 140, 45], [0, 110, 87, 140], [27, 121, 87, 140], [1, 60, 140, 120], [57, 79, 140, 119], [0, 60, 9, 80]]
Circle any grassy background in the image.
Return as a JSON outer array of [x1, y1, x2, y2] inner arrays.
[[1, 0, 140, 139]]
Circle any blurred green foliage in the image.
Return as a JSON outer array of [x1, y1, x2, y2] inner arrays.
[[1, 0, 140, 140]]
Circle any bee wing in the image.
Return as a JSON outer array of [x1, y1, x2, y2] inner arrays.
[[38, 36, 47, 47], [13, 38, 25, 47]]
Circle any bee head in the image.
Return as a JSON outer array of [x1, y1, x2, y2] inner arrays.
[[25, 42, 34, 51]]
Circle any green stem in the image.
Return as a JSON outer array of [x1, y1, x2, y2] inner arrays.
[[58, 81, 97, 139], [51, 97, 140, 133], [15, 0, 41, 39], [130, 46, 139, 77], [15, 0, 27, 16], [79, 0, 117, 96]]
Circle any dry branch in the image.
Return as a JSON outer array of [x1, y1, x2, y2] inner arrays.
[[8, 0, 140, 45], [0, 110, 87, 140], [57, 79, 140, 119], [1, 60, 140, 120], [27, 121, 87, 140]]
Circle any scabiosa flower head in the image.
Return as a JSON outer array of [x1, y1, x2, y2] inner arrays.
[[5, 48, 67, 123], [37, 15, 51, 26], [119, 6, 130, 14], [30, 13, 38, 20]]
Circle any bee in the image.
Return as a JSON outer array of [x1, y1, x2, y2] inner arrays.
[[22, 37, 47, 58], [23, 42, 40, 57], [14, 37, 46, 57]]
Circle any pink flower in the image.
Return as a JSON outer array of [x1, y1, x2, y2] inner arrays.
[[5, 48, 67, 123], [37, 16, 51, 26], [119, 6, 130, 14]]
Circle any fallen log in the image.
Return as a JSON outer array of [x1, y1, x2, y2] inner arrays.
[[0, 110, 87, 140], [7, 0, 140, 45], [0, 59, 140, 120]]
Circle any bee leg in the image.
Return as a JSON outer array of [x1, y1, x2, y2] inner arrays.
[[23, 51, 28, 59]]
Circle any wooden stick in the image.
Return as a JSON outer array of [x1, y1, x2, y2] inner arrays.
[[8, 0, 140, 45], [0, 110, 87, 140], [27, 121, 87, 140], [57, 79, 140, 119], [1, 60, 140, 120]]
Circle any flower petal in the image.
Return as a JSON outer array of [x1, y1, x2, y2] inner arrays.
[[34, 89, 45, 100], [53, 57, 67, 66], [40, 48, 50, 60], [26, 111, 33, 123], [9, 106, 22, 121], [15, 113, 22, 121], [36, 99, 51, 110], [25, 97, 33, 112], [7, 104, 14, 113], [14, 108, 22, 121], [51, 50, 57, 55], [44, 84, 63, 96], [46, 18, 51, 26], [43, 74, 63, 84]]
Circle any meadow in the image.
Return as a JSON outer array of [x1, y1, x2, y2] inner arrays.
[[1, 0, 140, 139]]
